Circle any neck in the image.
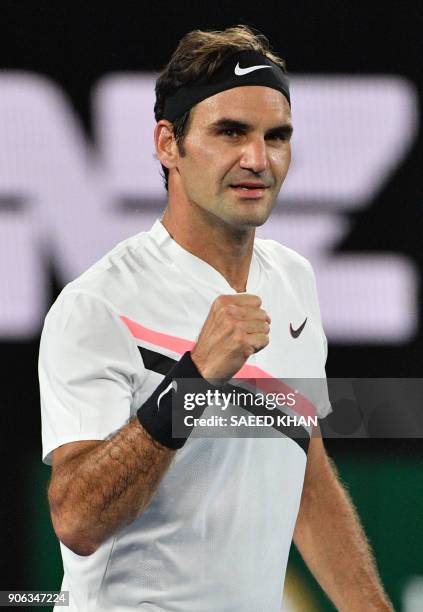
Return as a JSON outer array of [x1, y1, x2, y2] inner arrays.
[[161, 200, 255, 293]]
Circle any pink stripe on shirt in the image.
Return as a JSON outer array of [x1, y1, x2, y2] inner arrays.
[[120, 315, 317, 418]]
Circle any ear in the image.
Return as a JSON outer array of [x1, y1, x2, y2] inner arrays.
[[154, 120, 179, 170]]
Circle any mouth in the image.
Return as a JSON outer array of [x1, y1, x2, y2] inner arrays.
[[229, 182, 270, 199]]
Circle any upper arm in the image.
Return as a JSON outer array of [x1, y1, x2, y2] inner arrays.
[[39, 291, 143, 466]]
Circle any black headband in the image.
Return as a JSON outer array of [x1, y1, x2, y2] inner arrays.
[[162, 49, 290, 122]]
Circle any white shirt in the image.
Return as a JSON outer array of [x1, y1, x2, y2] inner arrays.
[[39, 220, 331, 611]]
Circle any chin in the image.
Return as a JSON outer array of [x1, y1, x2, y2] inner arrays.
[[227, 213, 270, 230], [237, 206, 272, 226], [211, 198, 274, 230]]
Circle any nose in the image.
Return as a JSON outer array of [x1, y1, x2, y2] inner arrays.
[[239, 136, 268, 174]]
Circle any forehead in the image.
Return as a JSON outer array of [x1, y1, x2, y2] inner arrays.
[[190, 86, 291, 127]]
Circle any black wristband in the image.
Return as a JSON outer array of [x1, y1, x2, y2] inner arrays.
[[136, 351, 211, 449]]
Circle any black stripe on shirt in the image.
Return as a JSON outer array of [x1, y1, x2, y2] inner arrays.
[[138, 346, 310, 454]]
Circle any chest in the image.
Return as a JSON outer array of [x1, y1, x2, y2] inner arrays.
[[123, 264, 326, 381]]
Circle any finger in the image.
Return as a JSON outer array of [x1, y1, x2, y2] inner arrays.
[[249, 333, 270, 354], [228, 305, 271, 323], [218, 293, 262, 308], [237, 320, 270, 334]]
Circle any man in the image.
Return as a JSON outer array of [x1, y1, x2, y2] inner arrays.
[[39, 25, 393, 611]]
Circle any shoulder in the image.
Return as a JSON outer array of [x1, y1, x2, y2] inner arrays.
[[45, 229, 154, 324], [254, 237, 315, 279], [40, 285, 140, 370], [71, 229, 153, 295]]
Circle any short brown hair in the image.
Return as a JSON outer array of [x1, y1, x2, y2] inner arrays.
[[154, 25, 287, 191]]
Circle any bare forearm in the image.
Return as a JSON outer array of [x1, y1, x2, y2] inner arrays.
[[294, 450, 393, 611], [48, 418, 174, 555]]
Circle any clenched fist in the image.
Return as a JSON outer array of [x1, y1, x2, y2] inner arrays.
[[191, 294, 271, 383]]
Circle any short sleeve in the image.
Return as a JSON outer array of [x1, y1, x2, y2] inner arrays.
[[39, 291, 144, 465], [304, 259, 332, 419]]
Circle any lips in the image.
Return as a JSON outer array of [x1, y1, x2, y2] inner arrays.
[[230, 182, 268, 189], [229, 182, 269, 199]]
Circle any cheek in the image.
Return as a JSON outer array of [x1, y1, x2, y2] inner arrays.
[[187, 134, 217, 163], [270, 147, 291, 178], [186, 141, 236, 185], [182, 143, 216, 185]]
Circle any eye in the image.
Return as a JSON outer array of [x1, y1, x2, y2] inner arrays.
[[221, 128, 244, 138], [266, 132, 289, 142], [266, 128, 293, 142]]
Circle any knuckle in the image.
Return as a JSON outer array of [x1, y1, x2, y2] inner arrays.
[[214, 295, 230, 309], [220, 308, 234, 326], [223, 303, 236, 317]]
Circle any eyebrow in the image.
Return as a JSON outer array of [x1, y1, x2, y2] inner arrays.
[[209, 118, 294, 139]]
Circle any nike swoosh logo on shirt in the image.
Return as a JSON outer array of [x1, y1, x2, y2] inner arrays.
[[234, 62, 272, 76], [290, 317, 308, 338]]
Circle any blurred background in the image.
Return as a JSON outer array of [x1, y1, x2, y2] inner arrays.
[[0, 2, 422, 610]]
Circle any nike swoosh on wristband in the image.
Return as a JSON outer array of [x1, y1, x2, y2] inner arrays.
[[234, 62, 273, 76], [157, 381, 177, 412], [290, 317, 308, 338]]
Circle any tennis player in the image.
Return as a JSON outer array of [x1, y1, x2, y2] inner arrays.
[[39, 25, 393, 611]]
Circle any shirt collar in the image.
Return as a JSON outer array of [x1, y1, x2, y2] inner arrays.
[[149, 219, 260, 294]]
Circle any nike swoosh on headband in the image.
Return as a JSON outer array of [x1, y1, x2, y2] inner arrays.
[[234, 62, 273, 76]]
